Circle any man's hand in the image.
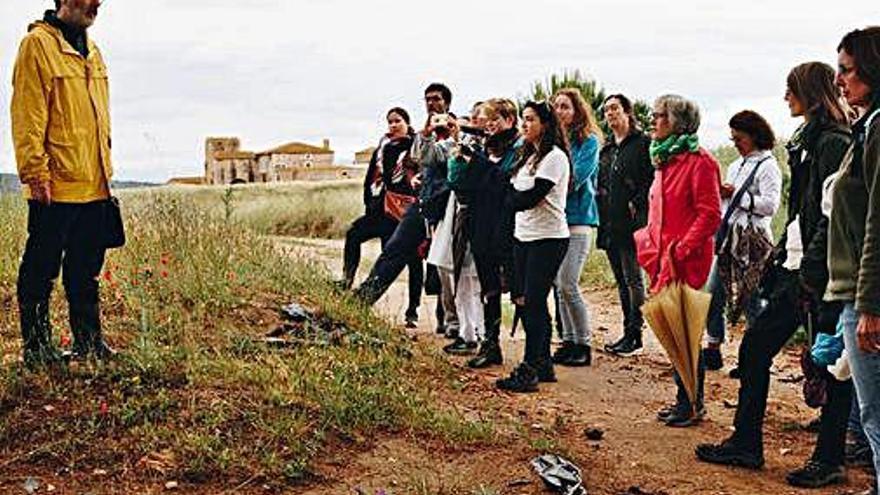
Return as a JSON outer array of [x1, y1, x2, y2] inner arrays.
[[857, 312, 880, 353], [28, 180, 52, 205]]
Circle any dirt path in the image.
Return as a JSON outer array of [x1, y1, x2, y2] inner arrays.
[[286, 237, 874, 495]]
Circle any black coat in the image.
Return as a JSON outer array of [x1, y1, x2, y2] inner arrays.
[[779, 119, 851, 295], [596, 130, 654, 250], [362, 135, 417, 216]]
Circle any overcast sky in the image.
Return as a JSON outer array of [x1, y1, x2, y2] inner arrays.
[[0, 1, 871, 182]]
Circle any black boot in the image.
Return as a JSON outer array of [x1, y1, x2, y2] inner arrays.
[[496, 362, 539, 393], [468, 341, 503, 368], [70, 303, 115, 360], [551, 341, 575, 364], [559, 344, 591, 367], [19, 300, 62, 368]]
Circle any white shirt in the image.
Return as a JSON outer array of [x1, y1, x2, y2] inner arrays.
[[721, 150, 783, 241], [512, 146, 570, 242]]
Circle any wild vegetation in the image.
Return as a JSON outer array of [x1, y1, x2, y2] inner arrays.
[[0, 186, 497, 491]]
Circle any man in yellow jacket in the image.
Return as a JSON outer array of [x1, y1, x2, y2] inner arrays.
[[11, 0, 116, 367]]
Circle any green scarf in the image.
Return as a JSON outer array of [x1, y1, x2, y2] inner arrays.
[[649, 133, 699, 167]]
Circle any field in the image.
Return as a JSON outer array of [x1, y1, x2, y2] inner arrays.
[[0, 181, 871, 495]]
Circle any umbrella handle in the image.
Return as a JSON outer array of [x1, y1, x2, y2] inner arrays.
[[666, 242, 680, 282]]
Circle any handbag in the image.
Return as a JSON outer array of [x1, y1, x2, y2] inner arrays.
[[383, 190, 416, 222], [102, 196, 126, 249]]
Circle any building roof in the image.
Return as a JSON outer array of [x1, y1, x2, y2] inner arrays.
[[355, 146, 377, 156], [214, 151, 255, 160], [167, 176, 205, 185], [259, 142, 333, 156]]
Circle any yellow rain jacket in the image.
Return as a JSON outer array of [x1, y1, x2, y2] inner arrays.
[[11, 21, 112, 203]]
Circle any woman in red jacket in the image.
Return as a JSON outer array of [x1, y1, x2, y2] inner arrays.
[[634, 94, 722, 427]]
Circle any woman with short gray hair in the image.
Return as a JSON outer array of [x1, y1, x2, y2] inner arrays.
[[634, 94, 721, 427]]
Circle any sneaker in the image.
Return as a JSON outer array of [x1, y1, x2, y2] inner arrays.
[[552, 342, 575, 364], [703, 347, 723, 371], [468, 342, 503, 368], [846, 442, 874, 468], [664, 404, 706, 428], [610, 336, 643, 356], [496, 362, 539, 393], [656, 403, 678, 422], [786, 460, 846, 488], [404, 309, 418, 329], [443, 338, 477, 355], [695, 439, 764, 469], [558, 345, 591, 367]]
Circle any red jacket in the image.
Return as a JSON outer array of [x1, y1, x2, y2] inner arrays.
[[634, 148, 721, 294]]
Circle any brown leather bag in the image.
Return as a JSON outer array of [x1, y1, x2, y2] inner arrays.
[[383, 191, 416, 222]]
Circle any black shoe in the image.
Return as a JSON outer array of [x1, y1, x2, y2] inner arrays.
[[728, 366, 741, 379], [786, 460, 846, 488], [703, 347, 723, 371], [558, 345, 591, 367], [435, 324, 446, 335], [468, 342, 503, 368], [444, 326, 460, 340], [846, 442, 874, 468], [496, 362, 539, 393], [536, 361, 557, 383], [664, 404, 706, 428], [552, 342, 575, 364], [404, 309, 418, 329], [610, 336, 643, 356], [657, 403, 678, 422], [70, 303, 116, 361], [443, 338, 477, 355], [603, 335, 629, 353], [695, 439, 764, 469]]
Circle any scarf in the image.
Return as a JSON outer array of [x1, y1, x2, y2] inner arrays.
[[649, 133, 699, 167], [44, 10, 89, 58]]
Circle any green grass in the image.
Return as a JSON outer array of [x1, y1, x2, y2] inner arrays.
[[0, 187, 494, 489]]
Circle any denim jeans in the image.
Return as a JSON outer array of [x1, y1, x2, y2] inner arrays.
[[705, 259, 762, 346], [605, 241, 645, 339], [555, 231, 592, 345], [841, 303, 880, 488]]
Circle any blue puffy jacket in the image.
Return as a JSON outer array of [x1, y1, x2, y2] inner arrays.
[[565, 134, 600, 226]]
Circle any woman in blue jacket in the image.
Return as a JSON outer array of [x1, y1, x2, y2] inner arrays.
[[551, 89, 603, 366]]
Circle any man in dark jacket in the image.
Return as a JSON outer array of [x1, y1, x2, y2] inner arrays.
[[596, 95, 654, 357], [354, 84, 458, 333]]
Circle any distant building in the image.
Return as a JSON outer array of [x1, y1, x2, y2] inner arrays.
[[204, 137, 364, 185], [354, 146, 377, 167], [167, 176, 205, 186]]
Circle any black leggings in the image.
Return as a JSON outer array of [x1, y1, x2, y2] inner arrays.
[[514, 238, 569, 366]]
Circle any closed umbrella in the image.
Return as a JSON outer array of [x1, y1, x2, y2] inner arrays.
[[642, 280, 711, 408]]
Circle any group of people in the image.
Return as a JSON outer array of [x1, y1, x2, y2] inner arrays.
[[339, 28, 880, 494], [7, 1, 880, 492]]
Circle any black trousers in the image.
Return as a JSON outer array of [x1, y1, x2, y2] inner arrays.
[[605, 240, 646, 338], [355, 204, 427, 305], [17, 200, 107, 306], [732, 269, 849, 465], [343, 212, 423, 313], [515, 238, 569, 366]]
